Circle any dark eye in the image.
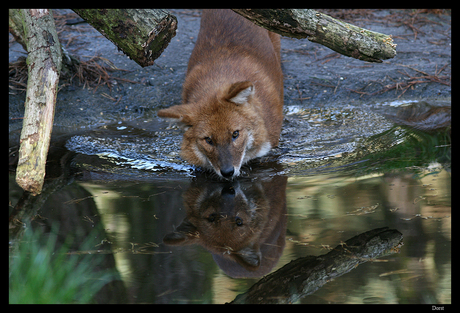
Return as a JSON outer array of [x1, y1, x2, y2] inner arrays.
[[207, 213, 218, 222], [232, 130, 239, 140], [235, 216, 243, 226], [204, 137, 213, 145]]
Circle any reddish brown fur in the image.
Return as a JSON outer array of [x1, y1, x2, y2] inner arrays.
[[163, 175, 288, 277], [158, 9, 283, 178]]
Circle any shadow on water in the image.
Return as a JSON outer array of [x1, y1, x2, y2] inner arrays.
[[9, 101, 451, 304]]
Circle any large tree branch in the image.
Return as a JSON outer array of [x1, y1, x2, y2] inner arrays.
[[232, 9, 397, 63], [72, 9, 177, 67], [14, 9, 62, 195]]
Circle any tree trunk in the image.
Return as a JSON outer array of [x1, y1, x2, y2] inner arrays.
[[15, 9, 62, 196], [72, 9, 177, 68], [230, 227, 403, 304], [9, 9, 27, 51], [232, 9, 397, 63], [9, 9, 81, 80]]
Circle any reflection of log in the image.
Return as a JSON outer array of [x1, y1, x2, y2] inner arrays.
[[72, 9, 177, 67], [232, 9, 397, 63], [9, 140, 75, 238], [230, 227, 403, 304]]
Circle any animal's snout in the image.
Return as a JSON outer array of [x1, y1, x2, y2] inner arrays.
[[220, 166, 235, 178], [221, 185, 236, 197]]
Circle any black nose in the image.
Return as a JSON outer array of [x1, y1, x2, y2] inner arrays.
[[220, 167, 235, 178], [221, 184, 235, 197]]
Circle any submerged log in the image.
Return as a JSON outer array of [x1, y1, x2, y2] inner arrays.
[[72, 9, 177, 67], [230, 227, 403, 304], [15, 9, 62, 196], [232, 9, 397, 63]]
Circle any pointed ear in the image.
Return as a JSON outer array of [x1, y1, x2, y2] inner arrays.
[[157, 104, 195, 127], [233, 243, 261, 269], [162, 219, 199, 246], [226, 81, 254, 104]]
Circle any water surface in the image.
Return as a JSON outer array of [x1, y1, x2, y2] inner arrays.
[[9, 100, 451, 304]]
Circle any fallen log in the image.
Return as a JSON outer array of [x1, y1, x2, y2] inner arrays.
[[232, 9, 397, 63], [72, 9, 177, 67], [14, 9, 62, 196]]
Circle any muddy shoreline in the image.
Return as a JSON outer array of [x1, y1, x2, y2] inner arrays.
[[9, 9, 451, 175]]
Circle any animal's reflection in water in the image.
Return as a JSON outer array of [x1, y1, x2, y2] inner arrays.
[[164, 174, 287, 278]]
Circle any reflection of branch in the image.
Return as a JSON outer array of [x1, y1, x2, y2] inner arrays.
[[230, 227, 403, 304]]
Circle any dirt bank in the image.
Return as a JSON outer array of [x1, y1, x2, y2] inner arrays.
[[9, 9, 451, 129], [9, 9, 451, 175]]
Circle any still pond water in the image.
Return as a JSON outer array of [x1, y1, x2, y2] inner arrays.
[[9, 101, 450, 304]]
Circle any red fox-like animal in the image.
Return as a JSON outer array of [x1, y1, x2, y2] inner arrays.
[[157, 9, 283, 178]]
